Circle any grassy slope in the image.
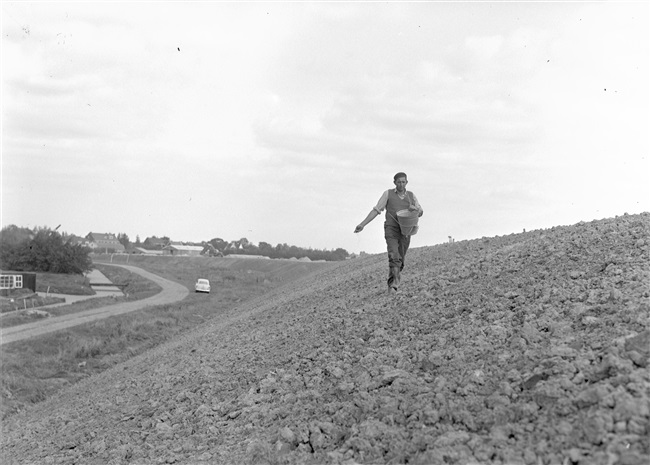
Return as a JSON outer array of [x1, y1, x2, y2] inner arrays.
[[0, 272, 93, 314], [36, 272, 95, 295]]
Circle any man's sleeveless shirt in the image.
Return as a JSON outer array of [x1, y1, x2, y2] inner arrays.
[[385, 190, 414, 227]]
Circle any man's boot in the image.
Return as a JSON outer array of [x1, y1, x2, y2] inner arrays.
[[387, 268, 396, 294], [390, 266, 401, 290]]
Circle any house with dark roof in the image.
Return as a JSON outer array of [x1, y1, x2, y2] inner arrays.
[[85, 232, 125, 253], [143, 237, 168, 250]]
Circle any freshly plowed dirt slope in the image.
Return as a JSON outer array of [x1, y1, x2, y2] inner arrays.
[[1, 214, 648, 465]]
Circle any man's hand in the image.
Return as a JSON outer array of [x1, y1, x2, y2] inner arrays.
[[354, 225, 364, 233]]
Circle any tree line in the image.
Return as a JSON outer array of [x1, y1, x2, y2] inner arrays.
[[128, 234, 350, 261], [0, 226, 351, 274], [206, 237, 349, 261]]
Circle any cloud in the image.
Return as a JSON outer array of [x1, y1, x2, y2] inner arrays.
[[2, 2, 647, 254], [465, 35, 504, 60], [252, 5, 548, 148]]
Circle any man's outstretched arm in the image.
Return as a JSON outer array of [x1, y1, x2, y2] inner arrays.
[[354, 209, 380, 233]]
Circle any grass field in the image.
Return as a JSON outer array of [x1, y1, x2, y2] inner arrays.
[[0, 264, 161, 328], [0, 293, 65, 315], [91, 253, 334, 286], [0, 270, 95, 315], [0, 256, 333, 419]]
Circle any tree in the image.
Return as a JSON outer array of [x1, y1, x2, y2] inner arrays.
[[0, 225, 33, 266], [0, 226, 92, 274], [274, 243, 291, 259], [117, 233, 130, 248], [258, 241, 274, 257], [143, 236, 165, 250], [332, 248, 349, 261], [243, 242, 259, 256]]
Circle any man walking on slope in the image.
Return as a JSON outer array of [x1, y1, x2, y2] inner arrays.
[[354, 172, 424, 294]]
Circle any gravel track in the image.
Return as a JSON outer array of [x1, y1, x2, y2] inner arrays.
[[0, 264, 189, 345], [1, 214, 648, 465]]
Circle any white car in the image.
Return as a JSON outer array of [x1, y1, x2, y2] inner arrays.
[[194, 278, 211, 293]]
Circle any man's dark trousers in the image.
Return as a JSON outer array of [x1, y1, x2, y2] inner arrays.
[[385, 224, 410, 289]]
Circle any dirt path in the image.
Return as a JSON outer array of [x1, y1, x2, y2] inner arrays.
[[0, 264, 189, 346]]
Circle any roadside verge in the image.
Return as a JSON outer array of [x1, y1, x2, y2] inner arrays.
[[0, 264, 189, 345]]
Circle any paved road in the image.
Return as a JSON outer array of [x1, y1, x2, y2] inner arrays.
[[0, 264, 189, 346]]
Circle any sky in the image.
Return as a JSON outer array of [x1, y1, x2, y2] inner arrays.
[[2, 1, 648, 255]]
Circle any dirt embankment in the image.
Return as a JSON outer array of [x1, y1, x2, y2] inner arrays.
[[1, 214, 648, 465]]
